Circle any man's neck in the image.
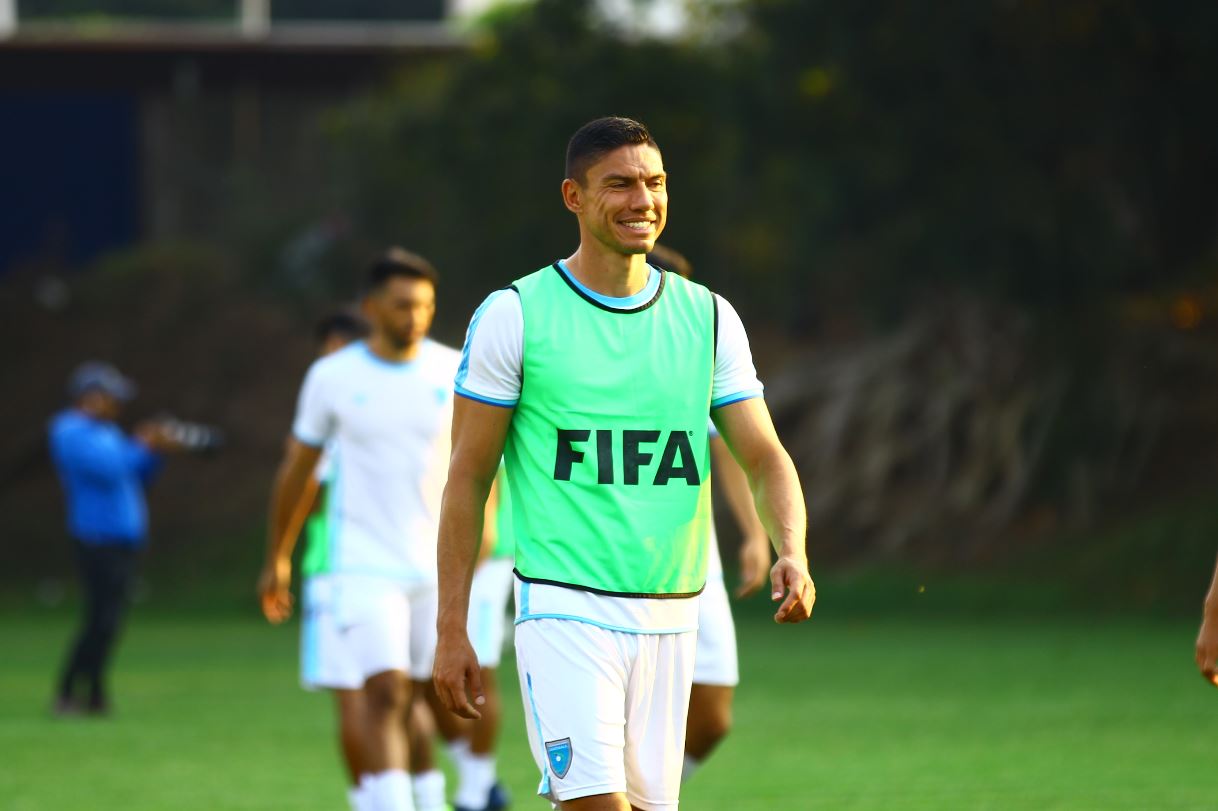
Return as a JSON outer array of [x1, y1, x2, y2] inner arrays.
[[366, 333, 422, 363], [564, 245, 651, 299]]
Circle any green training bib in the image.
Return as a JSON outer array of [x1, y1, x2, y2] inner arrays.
[[491, 465, 515, 560], [301, 485, 331, 576], [504, 263, 716, 596]]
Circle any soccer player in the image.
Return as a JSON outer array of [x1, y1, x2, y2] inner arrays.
[[1197, 553, 1218, 685], [644, 245, 774, 781], [263, 249, 460, 811], [259, 310, 368, 802], [434, 116, 815, 811], [48, 362, 187, 716]]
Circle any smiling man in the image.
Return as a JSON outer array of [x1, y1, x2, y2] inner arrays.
[[434, 116, 816, 811]]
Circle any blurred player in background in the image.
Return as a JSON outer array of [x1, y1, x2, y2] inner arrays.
[[1197, 554, 1218, 685], [259, 309, 368, 800], [262, 249, 460, 811], [434, 116, 815, 811], [48, 362, 189, 716], [645, 244, 774, 781]]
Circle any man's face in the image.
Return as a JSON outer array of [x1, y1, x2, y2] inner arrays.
[[567, 143, 667, 256], [363, 276, 436, 350], [80, 390, 122, 421]]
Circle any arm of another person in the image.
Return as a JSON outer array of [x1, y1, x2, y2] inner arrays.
[[710, 434, 772, 598], [53, 420, 148, 482], [259, 437, 322, 624], [1196, 553, 1218, 685], [434, 397, 513, 719], [712, 398, 814, 623], [129, 421, 189, 483]]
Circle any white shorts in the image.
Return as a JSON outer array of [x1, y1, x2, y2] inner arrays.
[[467, 558, 515, 668], [515, 618, 696, 811], [692, 576, 739, 687], [300, 574, 439, 690]]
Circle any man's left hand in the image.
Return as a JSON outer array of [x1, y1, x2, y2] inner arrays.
[[770, 556, 815, 624]]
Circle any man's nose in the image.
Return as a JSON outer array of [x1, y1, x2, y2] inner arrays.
[[628, 181, 653, 210]]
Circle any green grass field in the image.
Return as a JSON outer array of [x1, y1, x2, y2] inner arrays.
[[2, 602, 1215, 810]]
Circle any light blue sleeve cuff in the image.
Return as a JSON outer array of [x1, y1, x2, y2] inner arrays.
[[292, 430, 325, 448], [710, 390, 764, 409], [455, 385, 518, 409]]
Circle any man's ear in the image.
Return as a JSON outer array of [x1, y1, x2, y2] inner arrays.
[[561, 178, 583, 214]]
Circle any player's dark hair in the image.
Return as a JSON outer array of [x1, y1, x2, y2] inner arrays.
[[646, 244, 692, 279], [314, 310, 368, 344], [566, 116, 659, 185], [365, 247, 439, 294]]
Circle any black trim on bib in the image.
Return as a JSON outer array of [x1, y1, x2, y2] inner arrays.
[[551, 262, 666, 314], [712, 293, 719, 362], [514, 567, 706, 600]]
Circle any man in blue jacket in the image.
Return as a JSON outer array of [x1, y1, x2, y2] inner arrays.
[[48, 362, 177, 716]]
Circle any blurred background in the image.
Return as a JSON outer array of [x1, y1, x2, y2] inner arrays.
[[4, 0, 1217, 610], [3, 1, 1217, 808]]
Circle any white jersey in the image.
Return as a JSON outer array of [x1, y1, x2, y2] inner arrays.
[[292, 339, 460, 582], [457, 263, 763, 632]]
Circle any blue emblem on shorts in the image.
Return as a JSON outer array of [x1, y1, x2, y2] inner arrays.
[[545, 738, 572, 779]]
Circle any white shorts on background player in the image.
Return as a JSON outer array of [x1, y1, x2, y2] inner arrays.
[[301, 574, 439, 689], [466, 557, 515, 668]]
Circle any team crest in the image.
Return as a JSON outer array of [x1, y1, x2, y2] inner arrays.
[[545, 738, 573, 779]]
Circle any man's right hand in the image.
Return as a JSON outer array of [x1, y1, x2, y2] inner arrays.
[[433, 631, 486, 720], [258, 560, 293, 624]]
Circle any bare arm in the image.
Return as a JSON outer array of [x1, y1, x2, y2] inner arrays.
[[1197, 553, 1218, 685], [434, 397, 513, 718], [258, 437, 322, 623], [711, 397, 814, 623], [476, 474, 501, 566], [710, 435, 772, 598]]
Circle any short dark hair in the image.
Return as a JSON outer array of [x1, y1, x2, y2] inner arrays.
[[566, 116, 659, 184], [365, 247, 438, 294], [314, 310, 368, 344], [646, 244, 692, 279]]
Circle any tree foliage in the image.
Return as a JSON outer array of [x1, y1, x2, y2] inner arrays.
[[330, 0, 1218, 334]]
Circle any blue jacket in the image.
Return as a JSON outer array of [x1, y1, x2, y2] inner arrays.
[[48, 409, 163, 546]]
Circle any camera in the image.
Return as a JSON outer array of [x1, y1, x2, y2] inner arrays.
[[157, 417, 226, 454]]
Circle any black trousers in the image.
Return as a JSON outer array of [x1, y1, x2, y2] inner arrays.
[[57, 540, 139, 708]]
